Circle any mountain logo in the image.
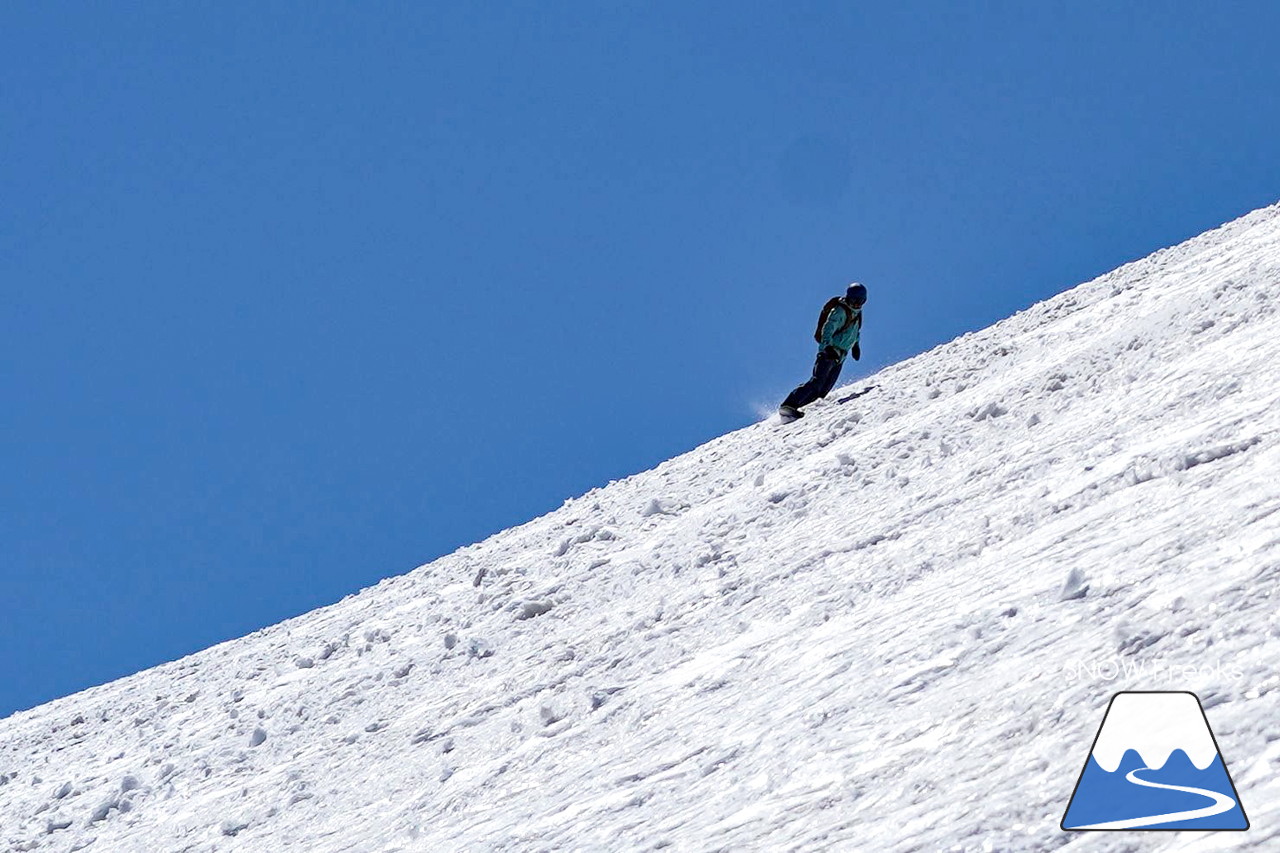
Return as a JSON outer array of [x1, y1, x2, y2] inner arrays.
[[1062, 691, 1249, 831]]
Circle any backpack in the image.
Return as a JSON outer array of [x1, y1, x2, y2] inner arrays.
[[814, 297, 860, 343]]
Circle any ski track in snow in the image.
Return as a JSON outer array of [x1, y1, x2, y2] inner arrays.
[[5, 204, 1280, 852]]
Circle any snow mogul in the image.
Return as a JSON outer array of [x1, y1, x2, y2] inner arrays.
[[779, 283, 865, 422]]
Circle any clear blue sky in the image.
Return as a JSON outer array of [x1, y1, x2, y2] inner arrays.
[[4, 2, 1278, 717]]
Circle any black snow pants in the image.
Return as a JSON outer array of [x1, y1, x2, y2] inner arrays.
[[782, 347, 844, 411]]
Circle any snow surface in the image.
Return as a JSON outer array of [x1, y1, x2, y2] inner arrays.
[[1091, 693, 1220, 773], [5, 203, 1280, 852]]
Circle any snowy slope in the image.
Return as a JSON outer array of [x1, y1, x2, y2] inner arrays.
[[5, 204, 1280, 853]]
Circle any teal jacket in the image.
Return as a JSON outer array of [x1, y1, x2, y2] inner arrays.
[[816, 298, 862, 358]]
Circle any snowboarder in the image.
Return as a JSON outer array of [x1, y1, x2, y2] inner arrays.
[[779, 283, 865, 421]]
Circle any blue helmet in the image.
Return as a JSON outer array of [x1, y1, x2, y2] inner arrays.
[[845, 283, 867, 306]]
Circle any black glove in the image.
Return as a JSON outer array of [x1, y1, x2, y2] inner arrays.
[[851, 342, 861, 361]]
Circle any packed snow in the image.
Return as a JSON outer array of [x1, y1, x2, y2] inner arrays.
[[4, 203, 1280, 852]]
